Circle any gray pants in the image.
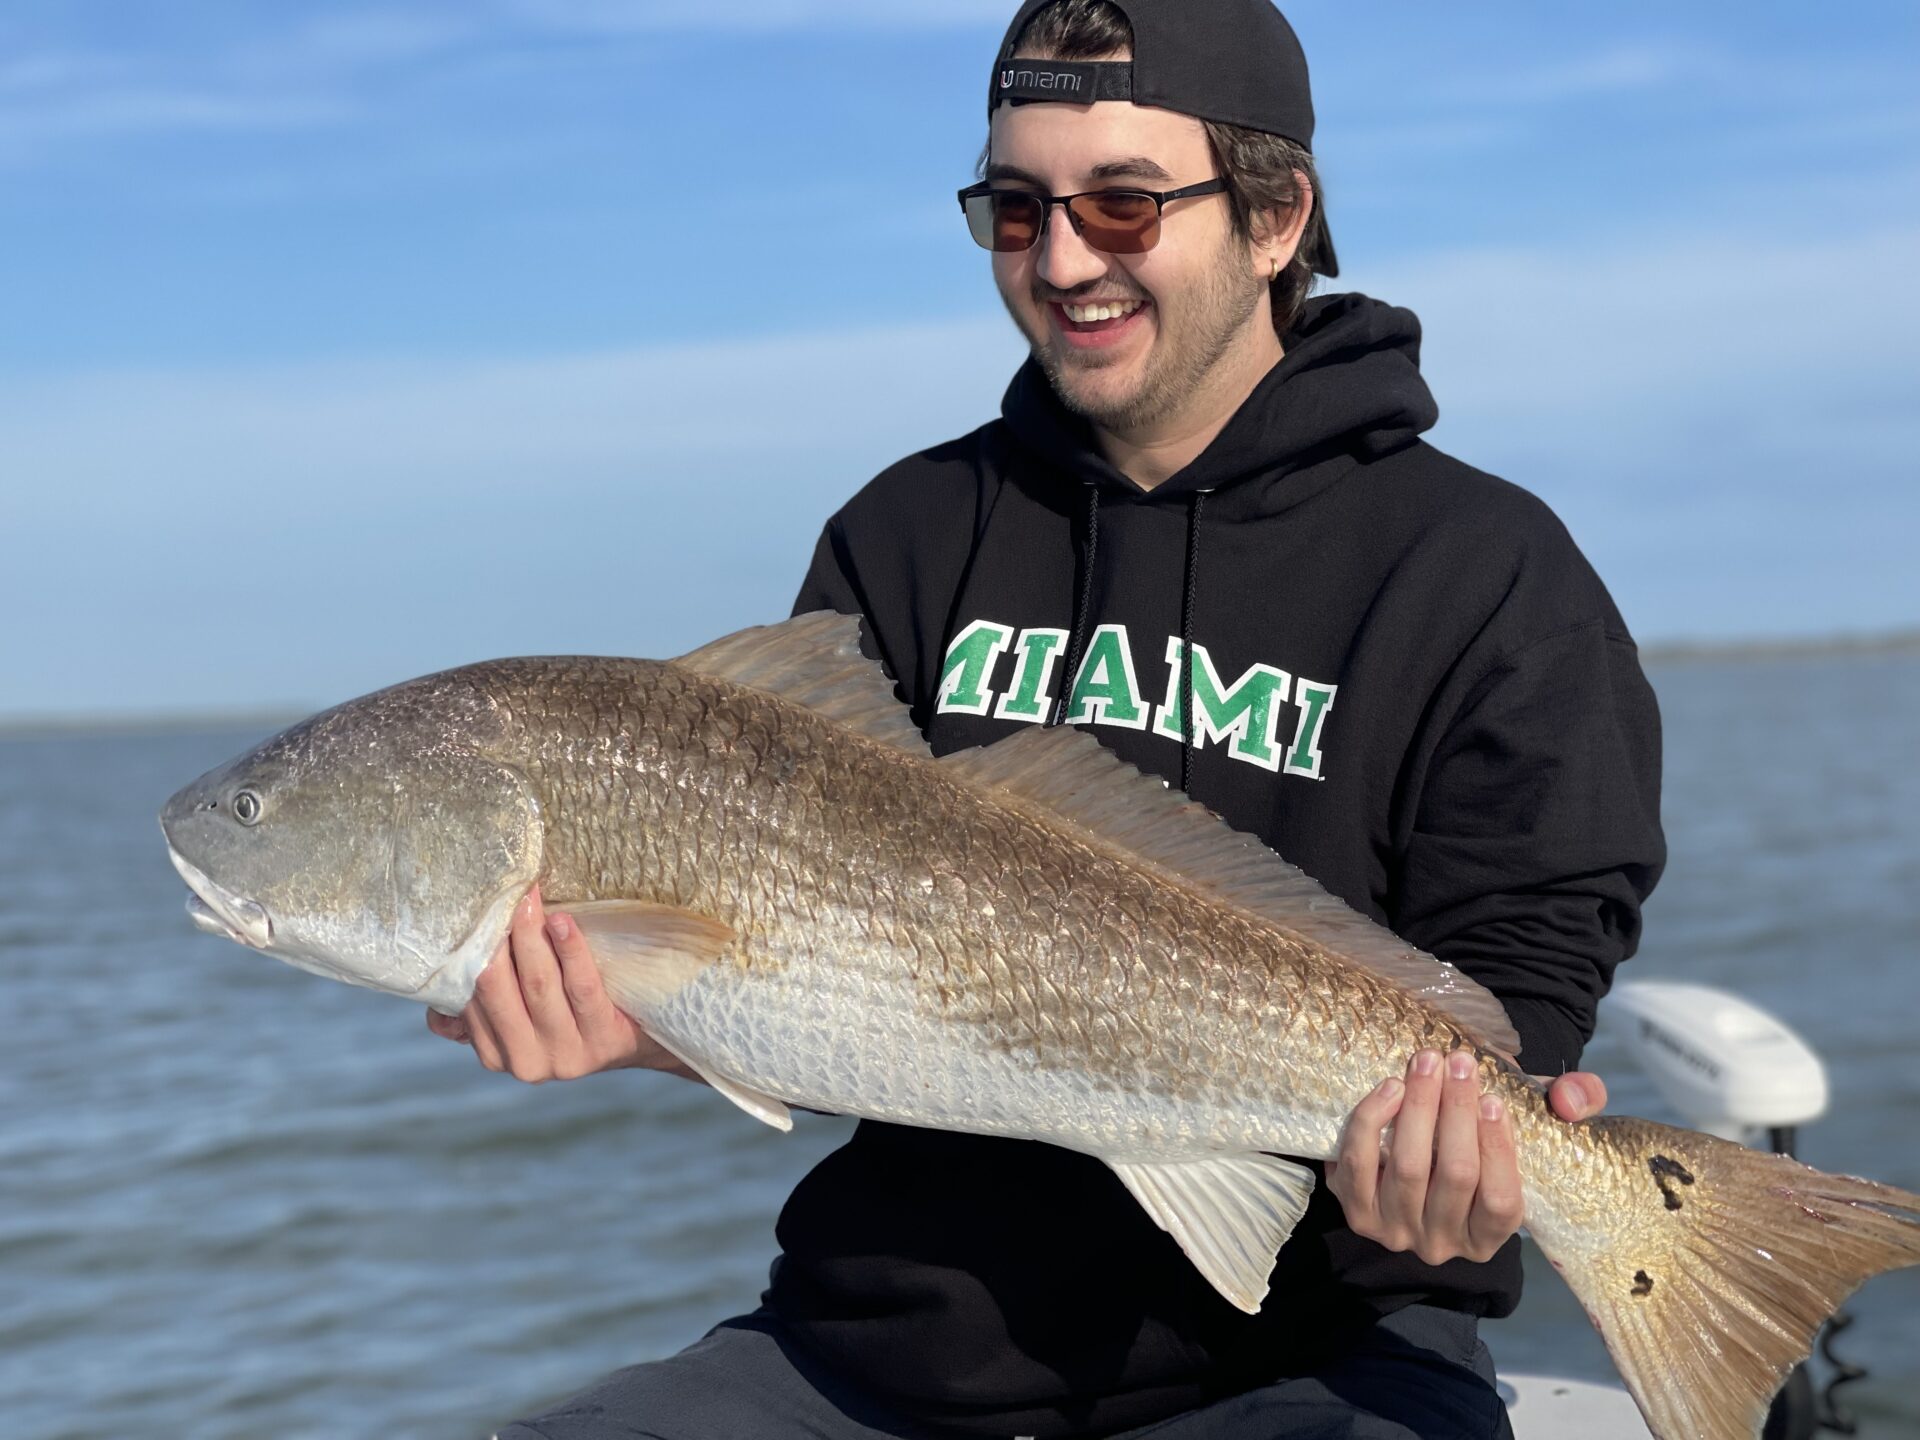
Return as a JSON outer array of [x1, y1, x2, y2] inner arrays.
[[493, 1305, 1511, 1440]]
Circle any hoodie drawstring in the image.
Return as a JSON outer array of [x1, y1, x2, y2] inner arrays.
[[1048, 483, 1101, 728], [1179, 491, 1205, 795], [1048, 485, 1204, 798]]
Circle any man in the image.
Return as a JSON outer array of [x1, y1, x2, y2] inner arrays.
[[451, 1, 1665, 1435]]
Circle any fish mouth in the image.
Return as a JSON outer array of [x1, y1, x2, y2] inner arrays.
[[168, 844, 274, 949]]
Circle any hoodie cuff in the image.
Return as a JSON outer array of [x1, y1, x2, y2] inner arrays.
[[1499, 995, 1590, 1079]]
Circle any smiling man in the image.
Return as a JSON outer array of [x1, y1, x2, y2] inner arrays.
[[470, 2, 1666, 1437]]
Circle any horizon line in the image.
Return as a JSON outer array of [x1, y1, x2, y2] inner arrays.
[[5, 624, 1914, 741]]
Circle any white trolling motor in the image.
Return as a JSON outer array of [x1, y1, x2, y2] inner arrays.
[[1502, 980, 1857, 1440]]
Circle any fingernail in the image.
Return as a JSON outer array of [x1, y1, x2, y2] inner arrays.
[[1414, 1050, 1440, 1077], [546, 913, 570, 944], [1380, 1078, 1404, 1100], [1448, 1050, 1474, 1081], [1561, 1079, 1586, 1111], [1481, 1096, 1504, 1123]]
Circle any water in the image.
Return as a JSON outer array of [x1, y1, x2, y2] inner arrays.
[[3, 651, 1916, 1439]]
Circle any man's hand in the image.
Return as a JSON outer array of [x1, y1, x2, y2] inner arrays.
[[1326, 1049, 1606, 1265], [424, 886, 701, 1085]]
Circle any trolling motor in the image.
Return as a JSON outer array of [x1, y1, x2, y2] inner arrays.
[[1501, 981, 1866, 1439]]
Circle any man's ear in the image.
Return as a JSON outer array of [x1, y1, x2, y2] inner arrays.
[[1251, 171, 1315, 276]]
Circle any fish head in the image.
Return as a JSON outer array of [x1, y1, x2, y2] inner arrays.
[[160, 685, 543, 1013]]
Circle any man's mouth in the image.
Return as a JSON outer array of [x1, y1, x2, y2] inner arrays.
[[1049, 297, 1150, 349]]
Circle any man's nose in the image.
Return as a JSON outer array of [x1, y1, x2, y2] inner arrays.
[[1035, 205, 1113, 293]]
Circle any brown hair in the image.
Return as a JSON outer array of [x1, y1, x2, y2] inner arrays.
[[985, 0, 1325, 335]]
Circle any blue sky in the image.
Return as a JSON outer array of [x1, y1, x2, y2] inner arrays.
[[2, 0, 1916, 719]]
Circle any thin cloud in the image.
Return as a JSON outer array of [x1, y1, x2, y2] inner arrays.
[[0, 9, 478, 163], [1432, 43, 1691, 105], [494, 0, 1013, 32], [0, 89, 350, 154], [0, 319, 1018, 511], [0, 0, 997, 164], [0, 47, 334, 157]]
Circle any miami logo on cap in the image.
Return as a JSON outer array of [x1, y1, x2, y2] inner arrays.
[[1000, 68, 1014, 88]]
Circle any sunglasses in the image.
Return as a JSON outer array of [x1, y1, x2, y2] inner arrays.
[[957, 178, 1230, 255]]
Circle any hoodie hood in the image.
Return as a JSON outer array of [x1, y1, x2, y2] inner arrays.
[[1000, 291, 1438, 515]]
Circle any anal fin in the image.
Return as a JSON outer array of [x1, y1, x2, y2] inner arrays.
[[650, 1034, 794, 1133], [1109, 1152, 1317, 1314]]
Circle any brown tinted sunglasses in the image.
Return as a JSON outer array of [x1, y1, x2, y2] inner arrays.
[[958, 178, 1230, 255]]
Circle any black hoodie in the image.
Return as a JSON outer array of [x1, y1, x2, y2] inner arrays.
[[772, 292, 1666, 1438]]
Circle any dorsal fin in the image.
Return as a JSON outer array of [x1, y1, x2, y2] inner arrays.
[[941, 726, 1523, 1056], [671, 611, 929, 758]]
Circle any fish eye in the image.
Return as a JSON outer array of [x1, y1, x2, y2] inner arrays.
[[233, 789, 264, 826]]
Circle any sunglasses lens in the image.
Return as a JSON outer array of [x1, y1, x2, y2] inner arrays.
[[1069, 192, 1159, 254], [965, 192, 1044, 252]]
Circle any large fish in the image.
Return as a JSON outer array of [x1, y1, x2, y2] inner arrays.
[[160, 612, 1920, 1440]]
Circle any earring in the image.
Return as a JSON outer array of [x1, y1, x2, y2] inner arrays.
[[1269, 256, 1281, 281]]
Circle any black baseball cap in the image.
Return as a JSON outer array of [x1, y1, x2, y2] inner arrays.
[[989, 0, 1337, 277]]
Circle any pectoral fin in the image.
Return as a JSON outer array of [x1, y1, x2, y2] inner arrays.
[[565, 900, 792, 1133], [565, 899, 736, 1011], [1108, 1153, 1318, 1314]]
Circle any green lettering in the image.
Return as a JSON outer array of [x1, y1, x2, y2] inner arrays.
[[1064, 624, 1147, 729], [1152, 638, 1290, 771], [935, 619, 1015, 716], [994, 628, 1068, 723], [1284, 679, 1337, 778]]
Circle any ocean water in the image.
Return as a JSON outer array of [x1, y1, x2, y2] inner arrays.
[[2, 650, 1916, 1439]]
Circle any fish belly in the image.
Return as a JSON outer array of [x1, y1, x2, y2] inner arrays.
[[642, 936, 1347, 1164]]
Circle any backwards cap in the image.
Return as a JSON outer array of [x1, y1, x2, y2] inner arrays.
[[990, 0, 1337, 276]]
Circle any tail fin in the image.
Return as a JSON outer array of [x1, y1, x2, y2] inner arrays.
[[1530, 1117, 1920, 1440]]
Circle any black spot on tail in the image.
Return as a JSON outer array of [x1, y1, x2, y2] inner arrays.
[[1650, 1155, 1696, 1211], [1631, 1269, 1654, 1298]]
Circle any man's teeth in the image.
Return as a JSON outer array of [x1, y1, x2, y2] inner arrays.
[[1063, 300, 1144, 323]]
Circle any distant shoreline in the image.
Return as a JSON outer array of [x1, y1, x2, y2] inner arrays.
[[0, 710, 310, 742], [1640, 628, 1920, 665], [4, 628, 1916, 738]]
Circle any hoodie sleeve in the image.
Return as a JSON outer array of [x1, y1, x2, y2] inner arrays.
[[791, 516, 929, 724], [793, 520, 868, 621], [1392, 620, 1666, 1075]]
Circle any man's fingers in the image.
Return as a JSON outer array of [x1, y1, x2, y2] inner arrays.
[[1379, 1049, 1441, 1234], [547, 911, 630, 1055], [510, 887, 579, 1053], [1330, 1076, 1404, 1226], [472, 930, 541, 1074], [426, 1009, 471, 1044], [1421, 1050, 1482, 1253], [1467, 1095, 1526, 1259], [1548, 1070, 1607, 1122], [466, 987, 507, 1071]]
